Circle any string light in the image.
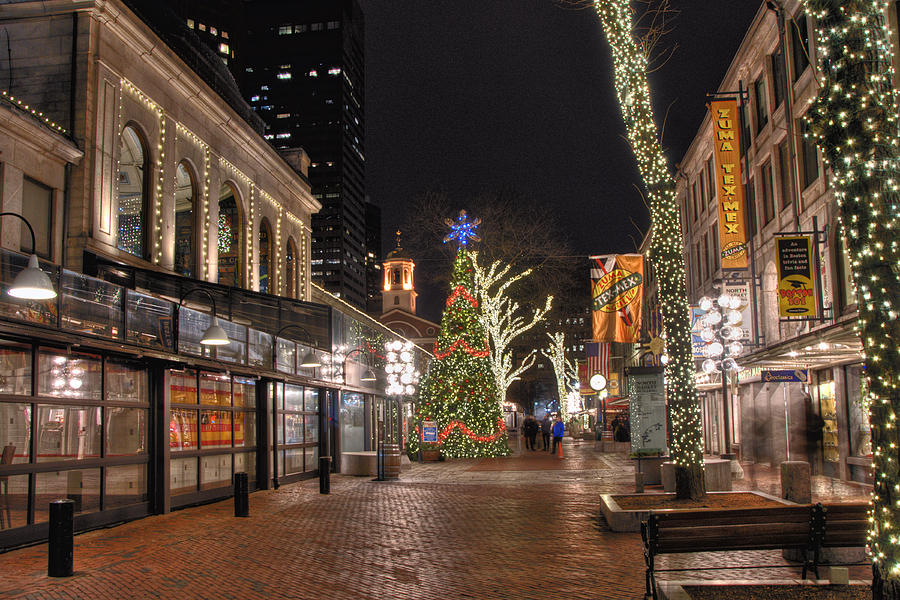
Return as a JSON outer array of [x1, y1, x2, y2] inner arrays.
[[594, 0, 705, 495], [799, 0, 900, 585], [542, 331, 578, 422], [411, 226, 509, 458], [1, 90, 68, 134], [471, 251, 553, 404]]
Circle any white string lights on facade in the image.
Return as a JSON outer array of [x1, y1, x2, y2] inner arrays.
[[1, 90, 69, 135], [384, 340, 420, 396]]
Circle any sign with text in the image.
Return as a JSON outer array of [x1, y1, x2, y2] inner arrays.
[[590, 254, 644, 343], [776, 235, 818, 318], [762, 369, 809, 383], [690, 306, 707, 358], [422, 421, 438, 443], [626, 368, 667, 454], [723, 282, 753, 344], [709, 99, 748, 269]]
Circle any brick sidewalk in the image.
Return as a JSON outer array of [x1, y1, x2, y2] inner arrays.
[[0, 441, 872, 600]]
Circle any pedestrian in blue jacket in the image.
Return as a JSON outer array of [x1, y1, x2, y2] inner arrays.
[[551, 415, 565, 455]]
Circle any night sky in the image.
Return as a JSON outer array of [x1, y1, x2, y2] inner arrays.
[[363, 0, 763, 312]]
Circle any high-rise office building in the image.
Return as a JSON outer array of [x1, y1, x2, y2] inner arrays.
[[172, 0, 369, 308]]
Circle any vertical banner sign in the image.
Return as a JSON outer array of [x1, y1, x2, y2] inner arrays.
[[709, 99, 749, 269], [776, 235, 819, 317], [627, 368, 667, 454], [723, 282, 754, 344], [590, 254, 644, 343]]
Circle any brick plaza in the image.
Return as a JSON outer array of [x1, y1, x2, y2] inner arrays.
[[0, 441, 871, 600]]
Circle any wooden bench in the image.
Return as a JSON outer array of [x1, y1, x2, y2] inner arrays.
[[813, 502, 869, 569], [641, 505, 818, 600], [641, 502, 870, 599]]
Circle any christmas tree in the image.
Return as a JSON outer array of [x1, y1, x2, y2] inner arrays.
[[412, 212, 509, 458]]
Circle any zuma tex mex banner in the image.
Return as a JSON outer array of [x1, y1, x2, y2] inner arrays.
[[590, 254, 643, 343]]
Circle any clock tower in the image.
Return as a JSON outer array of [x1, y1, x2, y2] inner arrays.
[[382, 231, 417, 314]]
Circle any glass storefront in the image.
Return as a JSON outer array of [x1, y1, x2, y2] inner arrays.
[[341, 391, 366, 452], [0, 341, 149, 535], [273, 382, 319, 478], [167, 370, 257, 503], [845, 365, 870, 458]]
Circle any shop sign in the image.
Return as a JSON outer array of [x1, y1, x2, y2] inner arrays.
[[762, 369, 809, 383], [690, 306, 707, 358], [776, 235, 818, 318], [607, 372, 620, 396], [626, 368, 667, 454], [723, 282, 753, 343], [710, 98, 748, 270], [422, 421, 437, 443]]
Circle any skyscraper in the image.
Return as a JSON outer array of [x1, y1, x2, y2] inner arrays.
[[173, 0, 370, 308]]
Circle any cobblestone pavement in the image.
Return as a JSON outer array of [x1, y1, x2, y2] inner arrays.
[[0, 440, 873, 600]]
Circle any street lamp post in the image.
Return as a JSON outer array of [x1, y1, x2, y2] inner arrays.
[[698, 292, 744, 457], [380, 339, 420, 481]]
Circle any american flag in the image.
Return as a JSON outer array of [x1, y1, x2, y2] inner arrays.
[[585, 342, 609, 376]]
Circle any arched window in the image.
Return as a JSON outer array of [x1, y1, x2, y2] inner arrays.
[[285, 237, 297, 298], [117, 125, 149, 258], [217, 184, 243, 287], [174, 161, 196, 277], [258, 219, 271, 294]]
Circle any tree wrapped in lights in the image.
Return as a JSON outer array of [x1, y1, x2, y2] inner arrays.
[[412, 213, 509, 458], [799, 1, 900, 595], [542, 332, 578, 422], [471, 252, 553, 404], [593, 0, 705, 498]]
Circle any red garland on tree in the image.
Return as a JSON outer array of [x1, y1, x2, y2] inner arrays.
[[410, 225, 509, 458]]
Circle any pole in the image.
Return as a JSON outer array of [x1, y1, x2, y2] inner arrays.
[[233, 472, 249, 517], [48, 499, 74, 577], [417, 418, 423, 463], [784, 386, 791, 462], [319, 455, 331, 494], [721, 367, 731, 456]]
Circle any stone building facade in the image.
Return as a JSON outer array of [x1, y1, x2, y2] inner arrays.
[[675, 1, 871, 482]]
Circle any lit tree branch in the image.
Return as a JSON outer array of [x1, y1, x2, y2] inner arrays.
[[542, 331, 578, 422], [472, 252, 553, 404]]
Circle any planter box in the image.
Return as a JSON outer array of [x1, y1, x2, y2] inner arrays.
[[631, 456, 668, 485], [421, 450, 440, 462], [661, 458, 731, 492]]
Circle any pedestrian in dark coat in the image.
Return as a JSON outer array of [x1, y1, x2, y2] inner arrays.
[[523, 416, 538, 451], [540, 415, 552, 451]]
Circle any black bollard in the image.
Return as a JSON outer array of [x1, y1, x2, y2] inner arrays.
[[233, 472, 249, 517], [48, 499, 74, 577], [319, 456, 331, 494]]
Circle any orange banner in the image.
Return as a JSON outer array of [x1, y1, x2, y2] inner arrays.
[[709, 99, 748, 269], [590, 254, 643, 343]]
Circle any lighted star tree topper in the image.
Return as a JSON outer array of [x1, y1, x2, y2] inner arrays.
[[410, 212, 509, 458]]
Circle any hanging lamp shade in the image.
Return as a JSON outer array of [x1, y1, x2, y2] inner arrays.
[[200, 316, 230, 346], [9, 254, 56, 300], [361, 367, 377, 382], [299, 349, 321, 368]]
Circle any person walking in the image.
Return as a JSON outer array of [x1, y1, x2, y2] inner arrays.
[[523, 416, 537, 451], [540, 415, 552, 451], [551, 415, 565, 456]]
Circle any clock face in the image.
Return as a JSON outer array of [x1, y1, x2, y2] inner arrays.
[[589, 373, 607, 391]]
